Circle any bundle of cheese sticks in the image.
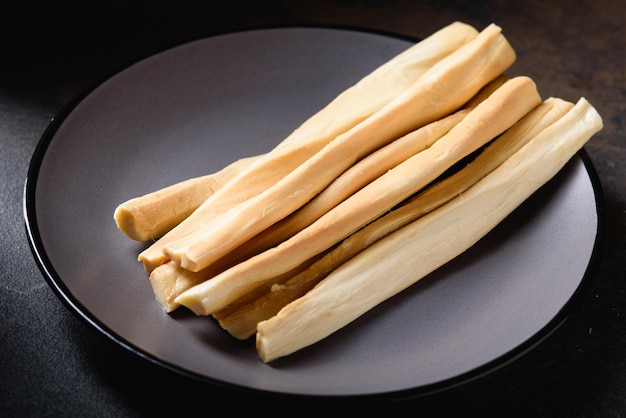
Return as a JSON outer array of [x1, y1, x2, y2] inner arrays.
[[114, 22, 603, 363]]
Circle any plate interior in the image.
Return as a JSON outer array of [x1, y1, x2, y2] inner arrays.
[[24, 27, 601, 397]]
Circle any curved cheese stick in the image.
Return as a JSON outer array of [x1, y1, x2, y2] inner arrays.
[[214, 97, 574, 339], [175, 75, 540, 315], [150, 253, 326, 313], [165, 23, 516, 272], [221, 109, 468, 264], [256, 97, 603, 363], [222, 75, 509, 258], [113, 155, 261, 241], [136, 21, 478, 272]]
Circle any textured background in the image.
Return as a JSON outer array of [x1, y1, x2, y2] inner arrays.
[[1, 1, 624, 416]]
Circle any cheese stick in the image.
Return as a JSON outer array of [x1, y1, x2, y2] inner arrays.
[[150, 253, 327, 313], [217, 77, 507, 261], [214, 97, 574, 339], [113, 155, 261, 241], [175, 75, 540, 315], [150, 261, 217, 313], [165, 23, 517, 273], [274, 21, 479, 150], [136, 21, 479, 272], [256, 97, 603, 362]]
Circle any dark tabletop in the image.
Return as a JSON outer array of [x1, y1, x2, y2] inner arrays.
[[2, 1, 624, 416]]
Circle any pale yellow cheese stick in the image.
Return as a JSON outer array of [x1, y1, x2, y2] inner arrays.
[[256, 97, 603, 363], [214, 97, 574, 339], [165, 23, 517, 273], [150, 251, 326, 313], [113, 155, 261, 242], [218, 110, 467, 265], [175, 75, 540, 315], [136, 21, 478, 272], [150, 261, 218, 313], [274, 21, 479, 151]]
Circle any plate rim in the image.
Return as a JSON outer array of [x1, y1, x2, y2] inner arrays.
[[22, 25, 607, 401]]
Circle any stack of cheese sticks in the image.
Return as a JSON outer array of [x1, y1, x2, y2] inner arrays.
[[114, 22, 603, 363]]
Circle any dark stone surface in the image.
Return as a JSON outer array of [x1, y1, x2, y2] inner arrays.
[[1, 1, 624, 416]]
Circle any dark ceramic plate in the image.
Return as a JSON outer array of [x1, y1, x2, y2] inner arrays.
[[24, 27, 603, 399]]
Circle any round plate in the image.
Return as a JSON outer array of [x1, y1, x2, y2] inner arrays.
[[24, 27, 604, 399]]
